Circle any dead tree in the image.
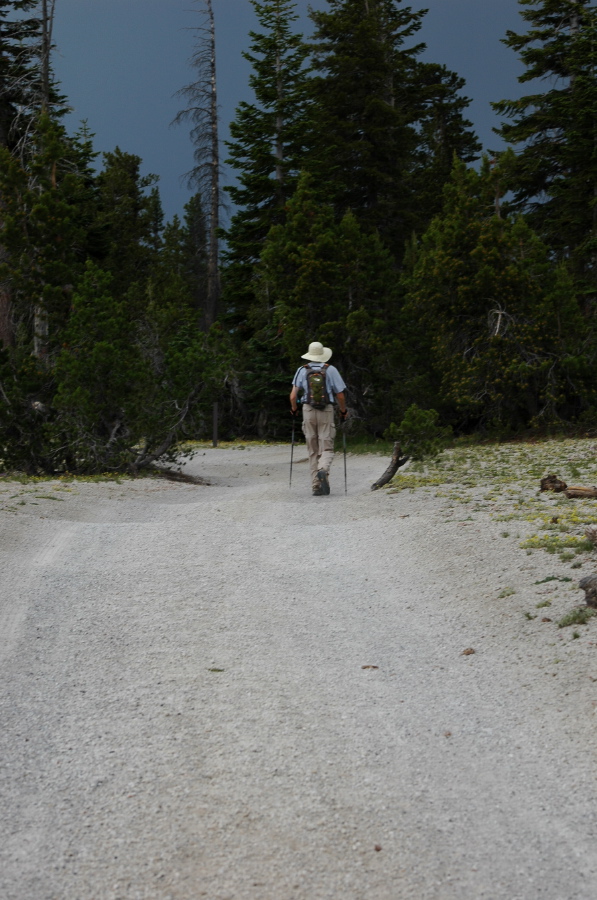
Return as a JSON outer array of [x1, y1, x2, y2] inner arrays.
[[579, 574, 597, 608], [173, 0, 220, 331], [31, 0, 57, 362], [540, 473, 568, 492], [371, 442, 409, 490], [539, 475, 597, 499], [0, 0, 51, 348]]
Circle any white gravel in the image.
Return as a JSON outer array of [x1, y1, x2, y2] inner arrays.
[[2, 444, 597, 900]]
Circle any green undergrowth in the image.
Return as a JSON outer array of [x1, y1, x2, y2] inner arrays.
[[0, 471, 127, 484], [558, 607, 597, 628], [388, 437, 597, 562], [341, 436, 395, 455], [179, 439, 272, 451]]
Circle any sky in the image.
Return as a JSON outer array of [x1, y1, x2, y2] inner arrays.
[[52, 0, 530, 224]]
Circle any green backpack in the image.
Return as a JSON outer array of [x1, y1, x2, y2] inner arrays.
[[304, 363, 330, 409]]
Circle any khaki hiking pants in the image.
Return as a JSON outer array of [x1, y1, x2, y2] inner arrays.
[[302, 403, 336, 488]]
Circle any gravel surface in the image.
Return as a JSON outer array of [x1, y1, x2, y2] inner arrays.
[[2, 444, 597, 900]]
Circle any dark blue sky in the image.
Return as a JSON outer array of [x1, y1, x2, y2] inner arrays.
[[53, 0, 529, 223]]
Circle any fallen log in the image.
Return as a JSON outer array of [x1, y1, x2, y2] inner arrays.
[[371, 441, 409, 491], [565, 486, 597, 499], [539, 474, 597, 498], [150, 466, 208, 485]]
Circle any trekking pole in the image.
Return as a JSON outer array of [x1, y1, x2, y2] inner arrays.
[[289, 416, 296, 488], [342, 421, 348, 495]]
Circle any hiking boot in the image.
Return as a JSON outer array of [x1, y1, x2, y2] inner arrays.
[[317, 469, 330, 495], [312, 484, 324, 496]]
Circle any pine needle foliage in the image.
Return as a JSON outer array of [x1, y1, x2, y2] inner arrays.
[[401, 158, 596, 431], [493, 0, 597, 292]]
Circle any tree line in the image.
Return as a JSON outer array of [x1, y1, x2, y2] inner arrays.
[[1, 0, 596, 474]]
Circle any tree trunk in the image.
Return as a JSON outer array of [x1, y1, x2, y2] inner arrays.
[[33, 304, 49, 362], [370, 442, 409, 490], [40, 0, 56, 112], [539, 474, 597, 498], [274, 4, 284, 202], [173, 0, 220, 330], [32, 0, 56, 362], [565, 486, 597, 499], [204, 0, 219, 330], [0, 288, 12, 348]]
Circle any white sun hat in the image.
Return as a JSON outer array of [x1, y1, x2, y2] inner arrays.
[[301, 341, 332, 363]]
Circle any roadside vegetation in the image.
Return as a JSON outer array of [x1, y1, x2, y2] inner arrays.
[[390, 436, 597, 562], [389, 435, 597, 629]]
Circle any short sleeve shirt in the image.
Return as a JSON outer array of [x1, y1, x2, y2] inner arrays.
[[292, 362, 346, 404]]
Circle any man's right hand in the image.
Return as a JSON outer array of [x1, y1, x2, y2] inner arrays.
[[340, 409, 348, 421], [290, 407, 299, 417]]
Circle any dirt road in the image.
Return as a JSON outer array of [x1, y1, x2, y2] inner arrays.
[[2, 445, 597, 899]]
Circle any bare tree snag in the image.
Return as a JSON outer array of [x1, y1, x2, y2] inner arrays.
[[371, 442, 409, 491], [579, 574, 597, 608], [40, 0, 57, 112], [174, 0, 221, 331]]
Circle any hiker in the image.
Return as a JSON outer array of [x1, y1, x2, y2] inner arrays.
[[290, 341, 348, 496]]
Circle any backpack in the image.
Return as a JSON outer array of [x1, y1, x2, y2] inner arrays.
[[304, 363, 329, 409]]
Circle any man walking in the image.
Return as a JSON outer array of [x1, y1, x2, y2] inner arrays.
[[290, 341, 348, 496]]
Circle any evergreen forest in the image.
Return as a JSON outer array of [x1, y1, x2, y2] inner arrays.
[[2, 0, 597, 474]]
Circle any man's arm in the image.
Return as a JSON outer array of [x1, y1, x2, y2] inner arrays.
[[336, 391, 347, 415], [290, 385, 298, 413]]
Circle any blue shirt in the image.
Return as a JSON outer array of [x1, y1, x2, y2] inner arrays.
[[292, 362, 347, 404]]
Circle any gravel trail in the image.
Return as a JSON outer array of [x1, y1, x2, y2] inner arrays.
[[2, 445, 597, 900]]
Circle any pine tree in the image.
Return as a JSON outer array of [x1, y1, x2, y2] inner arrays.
[[93, 148, 163, 299], [223, 0, 309, 331], [259, 173, 402, 424], [493, 0, 597, 292], [401, 159, 595, 430], [152, 192, 208, 315], [0, 115, 97, 356], [0, 0, 44, 151], [409, 62, 481, 227], [305, 0, 426, 251], [50, 261, 229, 473]]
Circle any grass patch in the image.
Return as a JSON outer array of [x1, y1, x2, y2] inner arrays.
[[388, 473, 445, 492], [499, 587, 516, 598], [520, 534, 594, 556], [558, 607, 597, 628], [534, 575, 573, 584], [385, 437, 597, 568], [0, 472, 125, 484]]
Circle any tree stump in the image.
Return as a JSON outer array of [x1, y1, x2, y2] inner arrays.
[[579, 574, 597, 608], [371, 442, 409, 491], [540, 474, 567, 492]]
